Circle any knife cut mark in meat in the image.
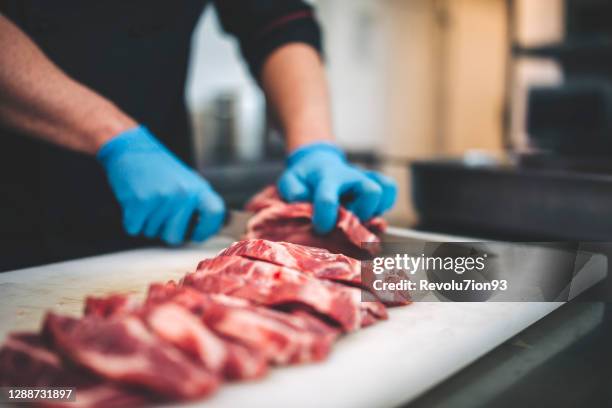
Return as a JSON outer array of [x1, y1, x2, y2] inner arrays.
[[0, 332, 149, 408], [147, 285, 339, 365], [43, 313, 219, 400], [184, 255, 387, 332], [244, 186, 386, 259]]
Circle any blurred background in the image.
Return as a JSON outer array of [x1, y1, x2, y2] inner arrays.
[[186, 0, 611, 240]]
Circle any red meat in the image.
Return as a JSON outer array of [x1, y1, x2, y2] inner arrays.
[[147, 284, 339, 365], [244, 186, 386, 258], [43, 313, 219, 401], [219, 239, 410, 306], [0, 332, 149, 408], [184, 255, 387, 332]]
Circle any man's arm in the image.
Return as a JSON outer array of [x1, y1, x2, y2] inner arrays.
[[213, 0, 397, 233], [0, 14, 225, 245], [0, 14, 135, 154], [260, 43, 333, 151], [258, 42, 397, 232]]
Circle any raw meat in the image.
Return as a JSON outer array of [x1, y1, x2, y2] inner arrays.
[[144, 298, 268, 379], [0, 332, 148, 408], [86, 290, 268, 381], [84, 294, 140, 318], [43, 312, 219, 400], [220, 239, 411, 306], [143, 302, 228, 373], [244, 186, 386, 258], [219, 239, 362, 286], [0, 194, 408, 407], [147, 284, 339, 365], [184, 255, 387, 332]]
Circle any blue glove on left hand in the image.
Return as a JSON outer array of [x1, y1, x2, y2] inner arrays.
[[278, 142, 397, 234]]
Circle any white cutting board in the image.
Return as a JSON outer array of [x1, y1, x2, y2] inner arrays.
[[0, 230, 562, 408]]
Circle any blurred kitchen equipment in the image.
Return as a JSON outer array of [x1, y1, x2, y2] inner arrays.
[[196, 88, 281, 209], [202, 89, 265, 164], [412, 0, 612, 241]]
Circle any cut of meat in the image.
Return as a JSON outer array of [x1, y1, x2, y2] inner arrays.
[[244, 185, 282, 213], [221, 342, 267, 381], [85, 290, 268, 381], [84, 294, 140, 318], [0, 190, 409, 407], [220, 239, 411, 306], [219, 239, 362, 286], [147, 285, 339, 365], [244, 186, 386, 259], [143, 302, 228, 374], [43, 312, 219, 400], [0, 332, 149, 408], [184, 255, 387, 332]]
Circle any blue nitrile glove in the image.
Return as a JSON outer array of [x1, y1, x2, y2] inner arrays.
[[277, 142, 397, 234], [97, 126, 225, 246]]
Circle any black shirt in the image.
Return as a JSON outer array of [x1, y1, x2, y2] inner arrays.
[[0, 0, 322, 271]]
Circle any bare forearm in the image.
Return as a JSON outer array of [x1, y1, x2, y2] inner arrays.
[[261, 43, 334, 152], [0, 15, 136, 154]]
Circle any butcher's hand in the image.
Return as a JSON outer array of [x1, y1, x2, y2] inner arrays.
[[97, 126, 225, 245], [278, 142, 397, 234]]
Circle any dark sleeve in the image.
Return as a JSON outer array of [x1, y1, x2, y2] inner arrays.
[[211, 0, 323, 80]]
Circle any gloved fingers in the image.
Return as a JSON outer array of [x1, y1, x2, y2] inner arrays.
[[364, 170, 398, 215], [161, 194, 199, 246], [278, 171, 310, 202], [344, 176, 383, 222], [191, 189, 226, 242], [122, 197, 159, 236], [312, 179, 341, 235], [143, 195, 180, 239]]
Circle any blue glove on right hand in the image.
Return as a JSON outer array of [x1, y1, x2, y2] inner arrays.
[[278, 142, 397, 235], [97, 126, 225, 246]]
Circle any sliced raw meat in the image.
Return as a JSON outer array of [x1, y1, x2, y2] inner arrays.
[[219, 239, 362, 285], [85, 290, 267, 381], [43, 313, 219, 400], [221, 342, 268, 381], [147, 285, 339, 365], [220, 239, 411, 306], [84, 294, 140, 318], [0, 332, 148, 408], [143, 302, 228, 374], [244, 186, 386, 259], [244, 185, 282, 212], [184, 256, 387, 332]]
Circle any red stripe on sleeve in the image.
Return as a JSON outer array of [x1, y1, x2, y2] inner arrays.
[[257, 10, 314, 38]]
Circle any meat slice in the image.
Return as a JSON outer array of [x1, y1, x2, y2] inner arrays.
[[184, 255, 387, 332], [43, 313, 219, 400], [0, 332, 148, 408], [143, 302, 228, 374], [244, 186, 386, 259], [84, 294, 140, 318], [85, 290, 267, 381], [219, 239, 362, 285], [245, 185, 283, 212], [147, 285, 339, 365], [220, 239, 411, 306]]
